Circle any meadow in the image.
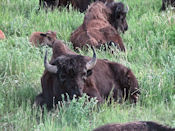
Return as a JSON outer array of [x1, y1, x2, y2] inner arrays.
[[0, 0, 175, 130]]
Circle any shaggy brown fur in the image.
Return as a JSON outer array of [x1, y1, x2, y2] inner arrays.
[[35, 36, 140, 110], [29, 31, 57, 47], [93, 121, 175, 131], [161, 0, 175, 10], [70, 1, 128, 52], [0, 30, 5, 40], [51, 40, 77, 62]]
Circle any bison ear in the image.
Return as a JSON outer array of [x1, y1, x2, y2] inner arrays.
[[40, 33, 47, 37], [87, 70, 93, 77]]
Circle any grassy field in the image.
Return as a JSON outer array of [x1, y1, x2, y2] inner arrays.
[[0, 0, 175, 130]]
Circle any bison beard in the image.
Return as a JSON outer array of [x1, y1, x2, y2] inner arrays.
[[93, 121, 175, 131], [70, 1, 128, 52], [35, 44, 140, 110]]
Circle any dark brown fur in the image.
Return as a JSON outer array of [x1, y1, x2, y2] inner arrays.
[[93, 121, 175, 131], [70, 1, 128, 52], [71, 0, 106, 13], [38, 0, 106, 12], [35, 37, 139, 110], [161, 0, 175, 10], [38, 0, 60, 11]]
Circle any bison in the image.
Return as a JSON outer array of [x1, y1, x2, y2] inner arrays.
[[70, 0, 128, 52], [38, 0, 106, 12], [35, 35, 140, 110], [29, 31, 57, 47], [0, 30, 5, 40], [93, 121, 175, 131], [71, 0, 107, 13], [161, 0, 175, 11], [38, 0, 60, 11]]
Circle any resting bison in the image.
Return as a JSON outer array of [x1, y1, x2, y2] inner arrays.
[[29, 31, 57, 47], [71, 0, 106, 13], [38, 0, 60, 11], [35, 36, 140, 110], [93, 121, 175, 131], [70, 1, 128, 52], [161, 0, 175, 10], [38, 0, 106, 12], [0, 30, 5, 40]]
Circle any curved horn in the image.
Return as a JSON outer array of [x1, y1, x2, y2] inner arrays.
[[86, 46, 97, 70], [124, 4, 129, 13], [44, 50, 57, 74]]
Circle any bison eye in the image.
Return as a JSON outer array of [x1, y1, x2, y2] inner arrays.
[[59, 73, 66, 81], [47, 36, 51, 40]]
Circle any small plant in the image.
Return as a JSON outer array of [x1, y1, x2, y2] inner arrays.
[[57, 94, 98, 127]]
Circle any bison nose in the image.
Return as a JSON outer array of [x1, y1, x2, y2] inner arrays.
[[76, 90, 83, 97]]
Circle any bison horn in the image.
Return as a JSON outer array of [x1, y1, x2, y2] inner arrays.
[[124, 4, 129, 13], [86, 46, 97, 70], [44, 50, 58, 74]]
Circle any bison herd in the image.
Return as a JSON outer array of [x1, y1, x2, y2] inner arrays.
[[34, 0, 140, 111], [1, 0, 175, 130]]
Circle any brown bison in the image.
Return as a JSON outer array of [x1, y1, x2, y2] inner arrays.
[[93, 121, 175, 131], [38, 0, 60, 11], [38, 0, 106, 12], [161, 0, 175, 10], [71, 0, 106, 13], [35, 35, 140, 110], [70, 0, 128, 52], [0, 30, 6, 40], [29, 31, 57, 47]]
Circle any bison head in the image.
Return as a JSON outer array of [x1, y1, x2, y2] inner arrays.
[[44, 47, 97, 99], [40, 31, 57, 47], [109, 2, 129, 33]]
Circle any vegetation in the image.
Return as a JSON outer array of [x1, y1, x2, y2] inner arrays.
[[0, 0, 175, 130]]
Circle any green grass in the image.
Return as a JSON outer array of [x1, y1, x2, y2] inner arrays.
[[0, 0, 175, 130]]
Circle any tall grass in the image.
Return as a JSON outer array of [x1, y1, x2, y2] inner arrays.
[[0, 0, 175, 130]]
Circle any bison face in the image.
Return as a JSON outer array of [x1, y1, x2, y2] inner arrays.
[[112, 2, 129, 33], [40, 31, 57, 47], [44, 47, 97, 100], [56, 66, 93, 99]]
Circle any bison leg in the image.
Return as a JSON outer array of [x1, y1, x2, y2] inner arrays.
[[110, 35, 126, 52], [34, 93, 46, 108], [35, 93, 54, 110], [160, 0, 167, 10], [100, 27, 126, 51], [84, 87, 104, 103], [129, 88, 140, 104]]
